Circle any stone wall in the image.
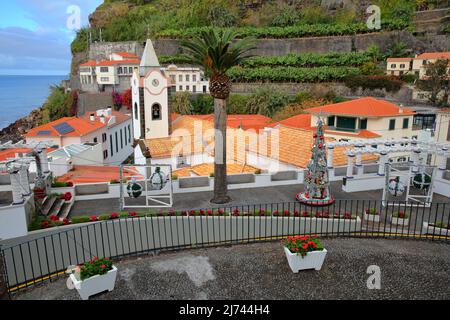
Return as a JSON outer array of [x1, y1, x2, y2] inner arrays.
[[77, 92, 114, 116], [231, 82, 414, 104], [87, 31, 450, 59]]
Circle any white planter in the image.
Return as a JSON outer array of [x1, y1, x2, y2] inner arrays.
[[391, 216, 409, 226], [422, 222, 450, 236], [70, 266, 118, 300], [363, 212, 380, 223], [283, 247, 327, 273]]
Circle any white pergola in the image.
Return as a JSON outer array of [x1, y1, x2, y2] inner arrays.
[[0, 140, 53, 205], [326, 137, 450, 179]]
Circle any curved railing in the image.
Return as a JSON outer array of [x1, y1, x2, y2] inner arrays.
[[1, 199, 449, 294]]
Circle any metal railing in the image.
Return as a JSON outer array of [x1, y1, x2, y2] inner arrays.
[[1, 199, 449, 295]]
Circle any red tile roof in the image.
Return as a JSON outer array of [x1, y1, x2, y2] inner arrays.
[[97, 59, 140, 66], [188, 114, 273, 131], [415, 52, 450, 60], [270, 114, 312, 129], [25, 117, 106, 137], [387, 58, 413, 62], [80, 110, 131, 128], [0, 148, 33, 161], [56, 165, 143, 184], [305, 97, 415, 117], [80, 60, 97, 67], [271, 113, 381, 138], [114, 52, 139, 59]]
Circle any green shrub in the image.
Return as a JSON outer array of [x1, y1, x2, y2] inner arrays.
[[98, 214, 111, 221], [71, 216, 91, 224], [228, 66, 361, 84], [191, 94, 214, 114], [344, 75, 404, 92]]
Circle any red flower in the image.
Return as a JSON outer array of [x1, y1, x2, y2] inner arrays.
[[398, 211, 405, 218], [207, 209, 213, 216], [93, 257, 98, 261], [62, 218, 70, 225], [273, 211, 279, 216], [49, 215, 59, 221], [334, 212, 340, 218], [302, 211, 310, 217], [218, 209, 225, 215], [66, 182, 73, 187], [168, 210, 175, 216], [302, 243, 308, 250], [41, 220, 50, 228], [199, 210, 206, 216], [343, 212, 351, 219], [100, 264, 106, 269], [110, 213, 119, 219], [232, 209, 240, 216], [284, 210, 290, 216], [294, 211, 300, 217], [90, 216, 98, 222], [315, 212, 322, 218], [189, 210, 196, 216], [128, 212, 137, 217]]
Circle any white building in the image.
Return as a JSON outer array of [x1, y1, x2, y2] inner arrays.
[[79, 52, 140, 93], [163, 64, 210, 94], [25, 108, 133, 166]]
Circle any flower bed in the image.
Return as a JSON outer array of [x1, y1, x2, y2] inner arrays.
[[29, 209, 361, 231]]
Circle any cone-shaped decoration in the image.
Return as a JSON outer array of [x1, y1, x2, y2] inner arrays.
[[296, 117, 334, 206]]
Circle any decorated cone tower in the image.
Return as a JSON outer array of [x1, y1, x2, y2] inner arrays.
[[296, 117, 334, 206]]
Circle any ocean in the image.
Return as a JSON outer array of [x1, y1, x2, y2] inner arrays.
[[0, 75, 67, 130]]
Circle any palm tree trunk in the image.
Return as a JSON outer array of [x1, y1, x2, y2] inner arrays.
[[211, 98, 231, 204]]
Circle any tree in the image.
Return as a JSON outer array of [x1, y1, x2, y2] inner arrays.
[[423, 59, 449, 106], [171, 91, 192, 115], [122, 89, 132, 110], [385, 41, 408, 58], [180, 29, 255, 204]]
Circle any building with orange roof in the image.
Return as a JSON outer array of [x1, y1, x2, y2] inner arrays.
[[386, 52, 450, 79], [79, 51, 140, 93], [413, 52, 450, 80], [56, 165, 143, 184], [25, 108, 133, 166], [303, 97, 415, 141], [386, 57, 413, 76]]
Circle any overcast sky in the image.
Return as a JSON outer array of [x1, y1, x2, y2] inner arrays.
[[0, 0, 102, 75]]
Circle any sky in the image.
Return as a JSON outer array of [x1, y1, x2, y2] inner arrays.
[[0, 0, 102, 76]]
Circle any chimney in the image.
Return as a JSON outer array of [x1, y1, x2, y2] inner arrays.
[[399, 104, 404, 114], [89, 113, 95, 121], [100, 115, 106, 124]]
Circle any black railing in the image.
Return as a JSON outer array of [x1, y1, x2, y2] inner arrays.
[[1, 199, 449, 295]]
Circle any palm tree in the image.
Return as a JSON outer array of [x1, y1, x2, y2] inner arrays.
[[180, 29, 255, 204]]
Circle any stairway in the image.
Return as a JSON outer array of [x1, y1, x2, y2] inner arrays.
[[39, 195, 73, 221]]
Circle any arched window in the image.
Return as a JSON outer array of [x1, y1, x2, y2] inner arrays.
[[118, 67, 122, 74], [134, 103, 138, 120], [152, 104, 162, 120]]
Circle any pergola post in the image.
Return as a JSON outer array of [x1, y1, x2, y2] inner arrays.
[[346, 152, 355, 179], [378, 151, 388, 176], [355, 144, 364, 176]]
